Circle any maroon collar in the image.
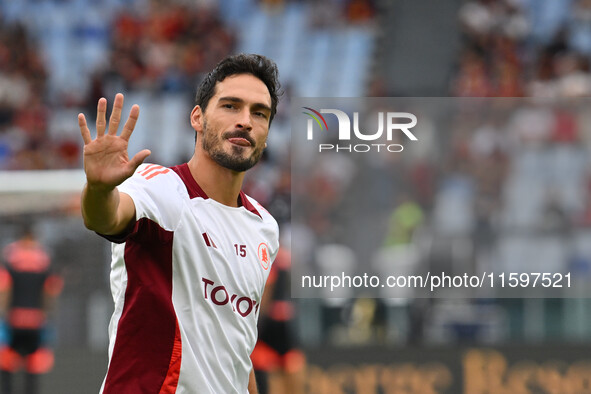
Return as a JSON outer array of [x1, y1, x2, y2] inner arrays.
[[170, 163, 208, 199], [170, 163, 262, 219]]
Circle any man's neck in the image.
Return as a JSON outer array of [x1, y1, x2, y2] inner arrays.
[[187, 155, 245, 207]]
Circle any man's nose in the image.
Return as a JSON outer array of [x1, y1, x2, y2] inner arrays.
[[236, 109, 252, 130]]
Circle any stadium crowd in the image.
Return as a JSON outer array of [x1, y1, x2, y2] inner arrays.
[[0, 1, 236, 171], [2, 0, 591, 351], [454, 0, 591, 98], [0, 20, 50, 170]]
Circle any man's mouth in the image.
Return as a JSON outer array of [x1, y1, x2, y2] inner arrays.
[[227, 137, 252, 147]]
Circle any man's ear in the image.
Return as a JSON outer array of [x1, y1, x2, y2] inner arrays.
[[190, 105, 203, 132]]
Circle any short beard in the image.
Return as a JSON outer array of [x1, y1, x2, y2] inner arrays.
[[201, 120, 264, 172]]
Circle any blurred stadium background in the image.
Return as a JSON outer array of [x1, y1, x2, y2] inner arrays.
[[2, 0, 591, 392]]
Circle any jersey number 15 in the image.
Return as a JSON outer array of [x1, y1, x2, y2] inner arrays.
[[234, 244, 246, 257]]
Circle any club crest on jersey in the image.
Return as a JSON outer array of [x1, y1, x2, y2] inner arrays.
[[258, 243, 270, 270]]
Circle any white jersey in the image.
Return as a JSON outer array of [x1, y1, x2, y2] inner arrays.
[[99, 163, 279, 394]]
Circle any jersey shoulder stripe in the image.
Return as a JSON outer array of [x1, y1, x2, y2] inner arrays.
[[117, 163, 188, 233]]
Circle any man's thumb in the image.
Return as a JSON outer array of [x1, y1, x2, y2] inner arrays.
[[128, 149, 152, 172]]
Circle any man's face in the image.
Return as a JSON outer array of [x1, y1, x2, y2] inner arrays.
[[193, 74, 272, 172]]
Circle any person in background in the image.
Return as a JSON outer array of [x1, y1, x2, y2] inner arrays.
[[252, 247, 306, 394], [0, 224, 64, 394]]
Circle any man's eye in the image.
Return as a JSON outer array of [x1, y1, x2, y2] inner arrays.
[[223, 104, 235, 109], [254, 112, 268, 118]]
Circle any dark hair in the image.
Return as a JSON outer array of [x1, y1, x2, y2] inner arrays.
[[18, 220, 35, 239], [195, 54, 281, 125]]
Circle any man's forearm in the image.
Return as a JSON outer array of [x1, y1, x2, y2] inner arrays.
[[81, 183, 123, 235]]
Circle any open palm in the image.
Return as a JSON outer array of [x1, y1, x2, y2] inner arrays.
[[79, 94, 151, 190]]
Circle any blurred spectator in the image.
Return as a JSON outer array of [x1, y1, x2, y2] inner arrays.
[[538, 189, 571, 235], [345, 0, 375, 24], [568, 0, 591, 56], [382, 193, 424, 247], [452, 50, 493, 97], [550, 106, 579, 143]]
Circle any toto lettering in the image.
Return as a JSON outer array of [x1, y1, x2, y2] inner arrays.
[[304, 108, 418, 153], [202, 278, 260, 318]]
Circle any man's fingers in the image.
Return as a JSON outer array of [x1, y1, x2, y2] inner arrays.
[[121, 104, 140, 141], [78, 113, 92, 145], [108, 93, 124, 135], [96, 97, 107, 137], [128, 149, 152, 172]]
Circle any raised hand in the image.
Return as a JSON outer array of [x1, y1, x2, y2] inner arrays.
[[79, 93, 151, 191]]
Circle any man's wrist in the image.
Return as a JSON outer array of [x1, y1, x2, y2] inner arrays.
[[85, 181, 117, 195]]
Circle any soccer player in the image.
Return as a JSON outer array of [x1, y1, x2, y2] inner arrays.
[[0, 224, 63, 394], [78, 54, 281, 393]]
